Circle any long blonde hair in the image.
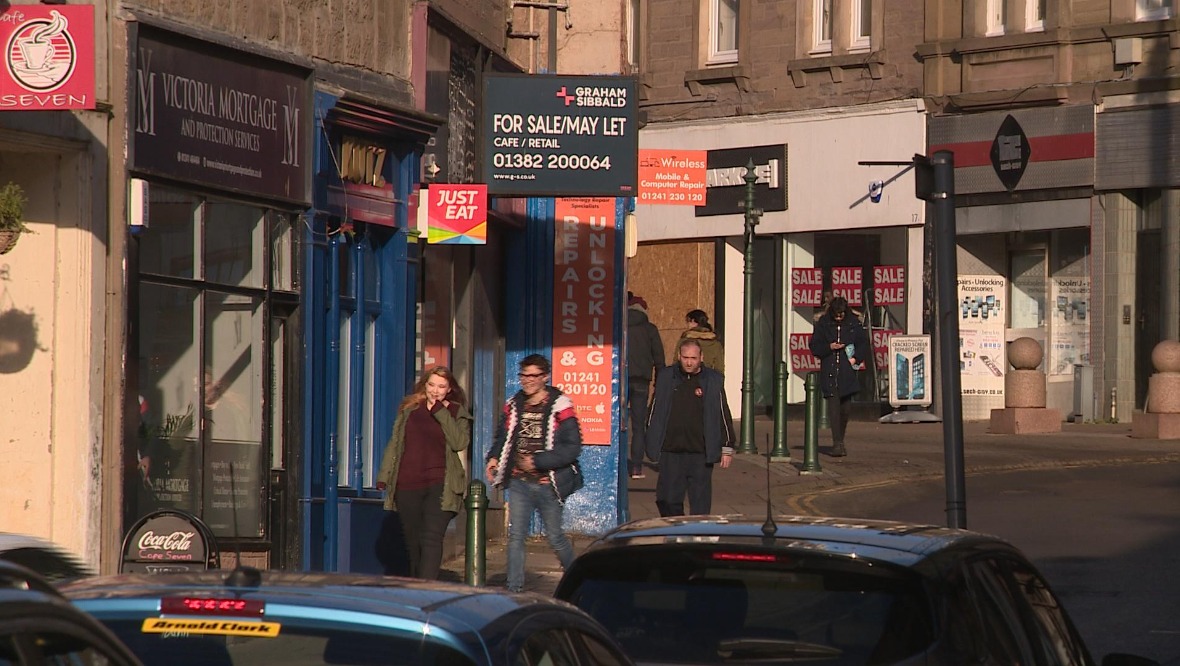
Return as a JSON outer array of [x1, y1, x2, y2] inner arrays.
[[398, 366, 467, 412]]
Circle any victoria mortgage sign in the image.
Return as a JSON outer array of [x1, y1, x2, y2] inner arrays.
[[483, 74, 637, 197]]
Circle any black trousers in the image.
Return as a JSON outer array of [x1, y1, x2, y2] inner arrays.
[[655, 452, 713, 517], [827, 394, 853, 445], [628, 379, 651, 471], [394, 483, 456, 580]]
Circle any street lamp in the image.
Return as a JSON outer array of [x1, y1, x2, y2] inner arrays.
[[739, 160, 762, 455]]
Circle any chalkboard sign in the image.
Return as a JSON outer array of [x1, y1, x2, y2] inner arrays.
[[120, 509, 219, 574]]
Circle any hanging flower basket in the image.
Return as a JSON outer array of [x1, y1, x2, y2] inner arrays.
[[0, 182, 28, 255]]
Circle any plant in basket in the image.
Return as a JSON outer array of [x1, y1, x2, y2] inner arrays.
[[0, 182, 30, 255]]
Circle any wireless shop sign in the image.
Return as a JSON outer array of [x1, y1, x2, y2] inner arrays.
[[483, 74, 638, 197]]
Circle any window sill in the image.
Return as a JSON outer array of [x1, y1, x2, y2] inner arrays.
[[786, 51, 886, 88], [684, 64, 752, 95]]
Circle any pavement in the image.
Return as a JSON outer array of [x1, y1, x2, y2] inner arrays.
[[440, 414, 1180, 593]]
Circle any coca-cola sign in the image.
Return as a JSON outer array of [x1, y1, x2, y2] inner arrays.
[[122, 511, 215, 573], [137, 530, 195, 556]]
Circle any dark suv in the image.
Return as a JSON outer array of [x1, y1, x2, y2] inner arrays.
[[554, 515, 1159, 665]]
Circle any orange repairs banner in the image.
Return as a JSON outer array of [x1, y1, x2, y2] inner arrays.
[[552, 198, 616, 445]]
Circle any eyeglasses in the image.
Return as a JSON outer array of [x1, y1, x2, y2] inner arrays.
[[518, 372, 547, 379]]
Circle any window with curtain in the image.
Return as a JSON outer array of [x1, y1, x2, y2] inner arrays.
[[851, 0, 872, 49], [708, 0, 739, 64], [813, 0, 833, 54]]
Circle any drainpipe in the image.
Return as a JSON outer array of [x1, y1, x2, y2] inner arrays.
[[324, 234, 342, 571]]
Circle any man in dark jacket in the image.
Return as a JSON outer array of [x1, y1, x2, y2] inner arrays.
[[626, 294, 664, 479], [485, 354, 583, 592], [645, 339, 736, 516], [809, 296, 869, 457]]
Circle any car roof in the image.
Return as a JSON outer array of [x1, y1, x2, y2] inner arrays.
[[581, 514, 1013, 567], [0, 533, 93, 580], [63, 570, 584, 632]]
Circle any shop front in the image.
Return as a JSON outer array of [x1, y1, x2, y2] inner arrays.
[[1095, 96, 1180, 421], [930, 105, 1095, 420], [125, 23, 313, 568], [302, 92, 440, 573], [633, 100, 927, 410]]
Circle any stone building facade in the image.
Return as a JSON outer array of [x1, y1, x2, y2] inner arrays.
[[919, 0, 1180, 420]]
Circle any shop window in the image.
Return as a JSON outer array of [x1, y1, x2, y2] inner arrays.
[[205, 200, 264, 289], [708, 0, 740, 64], [1009, 251, 1046, 329], [138, 190, 198, 279], [131, 184, 295, 540]]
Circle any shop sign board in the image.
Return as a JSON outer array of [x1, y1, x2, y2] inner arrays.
[[958, 275, 1007, 396], [637, 149, 707, 205], [791, 268, 823, 307], [789, 333, 819, 374], [483, 74, 638, 197], [132, 27, 312, 204], [831, 266, 863, 306], [929, 105, 1093, 195], [121, 510, 217, 574], [426, 184, 487, 244], [887, 335, 932, 408], [695, 144, 787, 217], [552, 198, 616, 445], [0, 5, 95, 110], [872, 265, 905, 305]]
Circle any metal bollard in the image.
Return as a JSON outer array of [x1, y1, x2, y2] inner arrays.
[[770, 361, 790, 461], [801, 372, 823, 474], [465, 479, 487, 586], [819, 383, 830, 430]]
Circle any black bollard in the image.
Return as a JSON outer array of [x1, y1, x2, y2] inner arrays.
[[801, 372, 823, 475], [465, 479, 487, 586]]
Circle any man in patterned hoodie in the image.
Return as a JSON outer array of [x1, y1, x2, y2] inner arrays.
[[485, 354, 584, 592]]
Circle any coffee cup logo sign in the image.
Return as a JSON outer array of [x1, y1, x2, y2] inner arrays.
[[137, 530, 196, 556], [0, 5, 95, 110]]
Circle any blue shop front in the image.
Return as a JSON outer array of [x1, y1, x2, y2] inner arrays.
[[301, 91, 441, 572]]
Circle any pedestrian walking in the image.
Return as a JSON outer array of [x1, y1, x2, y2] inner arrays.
[[376, 366, 472, 579], [627, 293, 664, 479], [677, 309, 725, 375], [646, 339, 736, 516], [809, 296, 869, 457], [485, 354, 584, 592]]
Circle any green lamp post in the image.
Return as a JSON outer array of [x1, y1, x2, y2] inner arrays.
[[738, 160, 762, 455]]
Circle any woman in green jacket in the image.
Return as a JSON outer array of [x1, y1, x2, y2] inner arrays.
[[376, 366, 472, 579]]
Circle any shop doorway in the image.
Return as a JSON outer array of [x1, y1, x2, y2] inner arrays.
[[815, 233, 882, 403], [1136, 229, 1161, 409]]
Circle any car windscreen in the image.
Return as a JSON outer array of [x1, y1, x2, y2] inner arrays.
[[559, 545, 934, 665], [97, 618, 476, 666]]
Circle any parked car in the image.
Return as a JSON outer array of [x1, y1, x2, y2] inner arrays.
[[0, 560, 142, 665], [62, 567, 633, 666], [0, 532, 92, 583], [554, 515, 1160, 666]]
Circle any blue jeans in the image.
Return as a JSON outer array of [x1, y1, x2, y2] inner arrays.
[[506, 479, 575, 592]]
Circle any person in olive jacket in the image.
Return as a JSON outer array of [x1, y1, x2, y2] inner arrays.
[[809, 297, 869, 457], [377, 366, 472, 580]]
